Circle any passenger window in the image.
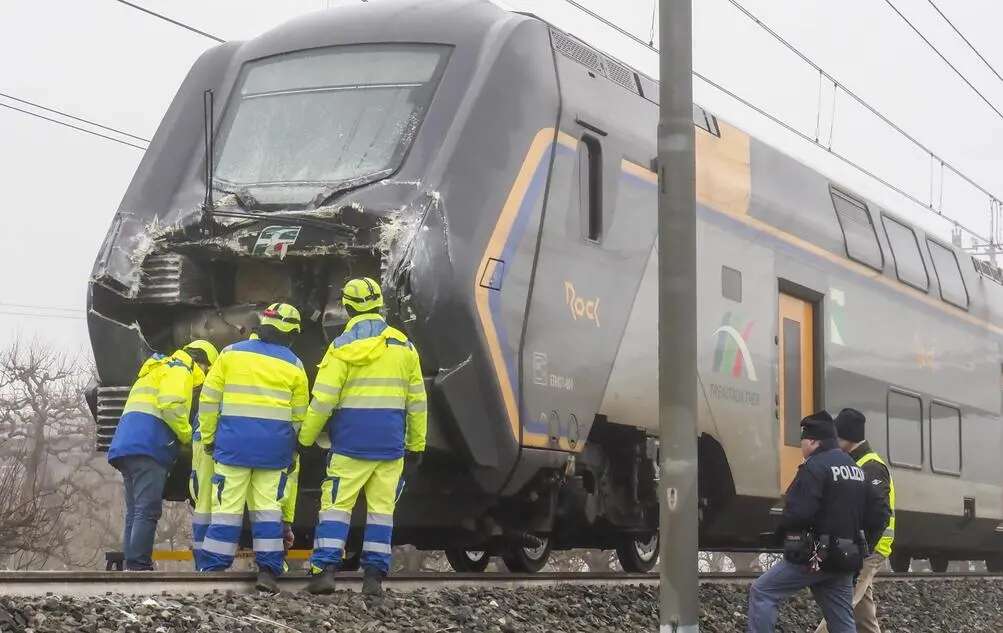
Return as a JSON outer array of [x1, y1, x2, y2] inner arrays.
[[930, 402, 962, 475], [927, 240, 969, 309], [580, 135, 603, 243], [782, 318, 802, 448], [721, 266, 742, 302], [692, 104, 720, 137], [882, 216, 929, 290], [830, 188, 883, 271], [887, 389, 923, 468]]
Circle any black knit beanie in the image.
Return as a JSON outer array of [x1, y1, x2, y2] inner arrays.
[[835, 408, 866, 443]]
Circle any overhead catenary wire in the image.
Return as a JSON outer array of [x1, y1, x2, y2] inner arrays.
[[557, 0, 999, 244], [926, 0, 1003, 86], [0, 101, 147, 151], [112, 0, 224, 43], [883, 0, 1003, 120], [0, 92, 150, 143]]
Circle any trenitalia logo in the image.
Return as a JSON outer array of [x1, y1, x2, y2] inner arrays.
[[712, 312, 757, 381]]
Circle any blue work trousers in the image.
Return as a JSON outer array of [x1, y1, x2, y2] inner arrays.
[[115, 455, 168, 571], [747, 559, 855, 633]]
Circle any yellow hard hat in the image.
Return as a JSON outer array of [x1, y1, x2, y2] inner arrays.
[[342, 277, 384, 313], [260, 302, 302, 334], [184, 339, 219, 366]]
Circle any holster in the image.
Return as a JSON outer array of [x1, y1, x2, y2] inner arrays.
[[783, 530, 815, 565], [818, 533, 865, 573]]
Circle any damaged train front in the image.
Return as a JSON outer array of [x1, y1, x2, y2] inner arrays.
[[84, 40, 454, 509]]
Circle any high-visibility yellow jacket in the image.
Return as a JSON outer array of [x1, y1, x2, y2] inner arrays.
[[299, 314, 427, 460], [108, 349, 204, 467], [198, 334, 309, 470], [857, 450, 895, 558]]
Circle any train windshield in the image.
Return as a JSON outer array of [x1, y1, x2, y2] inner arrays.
[[213, 44, 450, 206]]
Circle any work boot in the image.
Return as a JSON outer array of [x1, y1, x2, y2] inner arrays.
[[255, 568, 280, 593], [306, 566, 337, 595], [362, 566, 385, 597]]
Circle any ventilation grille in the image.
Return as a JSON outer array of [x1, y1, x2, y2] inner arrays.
[[551, 30, 605, 76], [550, 29, 639, 95], [95, 386, 130, 452], [138, 253, 209, 305], [602, 59, 637, 93], [973, 256, 1003, 285]]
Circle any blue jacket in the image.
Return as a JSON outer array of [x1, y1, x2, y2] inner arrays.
[[782, 441, 890, 542], [108, 351, 200, 468]]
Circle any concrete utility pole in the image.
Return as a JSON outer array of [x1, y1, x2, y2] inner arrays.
[[657, 0, 699, 631]]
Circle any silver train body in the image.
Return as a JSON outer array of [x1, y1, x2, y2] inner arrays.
[[86, 0, 1003, 570]]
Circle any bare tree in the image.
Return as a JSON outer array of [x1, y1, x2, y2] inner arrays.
[[0, 340, 121, 569]]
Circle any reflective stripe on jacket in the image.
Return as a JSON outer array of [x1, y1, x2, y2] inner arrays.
[[108, 349, 201, 468], [198, 335, 309, 470], [857, 451, 895, 557], [299, 314, 427, 460]]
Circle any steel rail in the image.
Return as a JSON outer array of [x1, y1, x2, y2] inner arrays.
[[1, 570, 1000, 597]]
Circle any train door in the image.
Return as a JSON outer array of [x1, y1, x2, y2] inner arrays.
[[778, 293, 815, 490]]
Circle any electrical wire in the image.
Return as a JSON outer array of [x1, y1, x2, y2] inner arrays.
[[0, 310, 86, 321], [112, 0, 224, 43], [556, 0, 997, 243], [0, 92, 150, 143], [926, 0, 1003, 86], [883, 0, 1003, 120], [0, 102, 147, 150], [0, 302, 84, 315]]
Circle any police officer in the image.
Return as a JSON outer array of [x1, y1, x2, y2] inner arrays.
[[815, 408, 895, 633], [197, 303, 309, 592], [107, 340, 218, 571], [747, 411, 890, 633], [300, 277, 427, 596]]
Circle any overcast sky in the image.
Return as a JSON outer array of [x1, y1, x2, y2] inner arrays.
[[1, 0, 1002, 358]]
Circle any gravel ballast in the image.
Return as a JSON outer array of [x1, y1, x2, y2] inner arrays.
[[1, 579, 1002, 632]]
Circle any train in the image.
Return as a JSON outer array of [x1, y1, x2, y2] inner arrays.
[[87, 0, 1003, 573]]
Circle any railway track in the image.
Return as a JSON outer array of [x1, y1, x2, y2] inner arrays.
[[1, 570, 1000, 597]]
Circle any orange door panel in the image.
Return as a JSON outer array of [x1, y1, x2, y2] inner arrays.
[[778, 293, 815, 491]]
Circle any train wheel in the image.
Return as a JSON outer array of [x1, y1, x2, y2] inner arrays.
[[888, 550, 911, 573], [445, 548, 490, 572], [502, 537, 551, 573], [929, 554, 949, 573], [616, 533, 659, 573]]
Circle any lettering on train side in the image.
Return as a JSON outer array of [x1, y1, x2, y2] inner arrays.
[[531, 352, 575, 391], [564, 281, 601, 327], [707, 382, 761, 406]]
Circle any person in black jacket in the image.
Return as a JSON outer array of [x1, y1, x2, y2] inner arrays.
[[747, 411, 891, 633]]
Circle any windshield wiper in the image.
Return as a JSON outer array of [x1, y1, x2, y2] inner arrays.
[[310, 168, 395, 209]]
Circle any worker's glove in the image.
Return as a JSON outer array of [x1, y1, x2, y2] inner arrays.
[[403, 450, 424, 480], [203, 442, 215, 456], [295, 442, 311, 459], [283, 523, 295, 551]]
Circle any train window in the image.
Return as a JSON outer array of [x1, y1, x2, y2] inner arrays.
[[580, 135, 603, 243], [213, 44, 450, 205], [927, 239, 969, 309], [692, 104, 720, 137], [721, 266, 742, 302], [887, 389, 923, 469], [831, 188, 883, 271], [782, 318, 802, 447], [930, 402, 962, 475], [882, 216, 929, 291]]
